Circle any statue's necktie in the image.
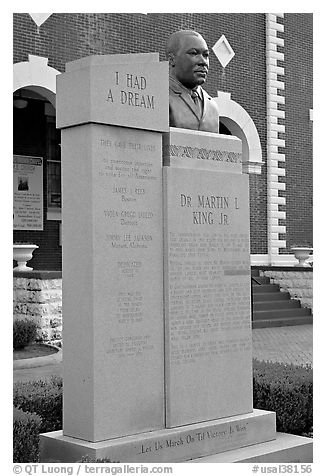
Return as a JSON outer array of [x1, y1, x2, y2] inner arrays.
[[191, 90, 199, 105], [191, 89, 201, 118]]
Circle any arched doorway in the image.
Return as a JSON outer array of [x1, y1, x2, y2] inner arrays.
[[219, 122, 232, 136], [13, 56, 62, 270], [13, 87, 61, 212], [213, 91, 265, 262], [213, 92, 263, 175]]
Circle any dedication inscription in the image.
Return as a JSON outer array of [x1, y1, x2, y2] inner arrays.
[[164, 166, 253, 427], [62, 124, 164, 441]]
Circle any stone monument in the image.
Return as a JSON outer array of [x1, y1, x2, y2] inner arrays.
[[52, 53, 167, 443], [40, 51, 312, 463], [163, 129, 252, 428]]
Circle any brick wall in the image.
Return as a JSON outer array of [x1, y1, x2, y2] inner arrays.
[[13, 13, 312, 267], [283, 13, 313, 250], [13, 222, 61, 271]]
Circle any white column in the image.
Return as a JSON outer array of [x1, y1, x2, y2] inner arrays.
[[266, 13, 286, 264]]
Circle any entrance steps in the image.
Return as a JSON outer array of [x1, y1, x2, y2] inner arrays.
[[251, 270, 312, 328]]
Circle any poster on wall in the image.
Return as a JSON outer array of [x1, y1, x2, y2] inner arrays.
[[13, 155, 43, 231]]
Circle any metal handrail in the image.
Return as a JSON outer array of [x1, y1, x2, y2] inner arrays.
[[251, 276, 262, 321]]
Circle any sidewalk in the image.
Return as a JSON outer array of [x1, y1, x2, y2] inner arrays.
[[252, 324, 312, 367], [13, 325, 313, 383]]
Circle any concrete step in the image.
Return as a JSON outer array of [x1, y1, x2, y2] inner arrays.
[[253, 307, 312, 321], [250, 268, 312, 328], [190, 432, 313, 463], [252, 315, 313, 328], [253, 291, 290, 302], [253, 284, 280, 293], [253, 299, 301, 311]]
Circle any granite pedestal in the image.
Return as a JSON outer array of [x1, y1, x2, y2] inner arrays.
[[40, 53, 312, 463]]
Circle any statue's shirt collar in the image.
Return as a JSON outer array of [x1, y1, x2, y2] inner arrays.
[[169, 76, 203, 99]]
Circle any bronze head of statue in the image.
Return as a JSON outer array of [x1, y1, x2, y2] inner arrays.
[[166, 30, 209, 89], [166, 30, 219, 133]]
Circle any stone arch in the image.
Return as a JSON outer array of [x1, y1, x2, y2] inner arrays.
[[13, 55, 61, 223], [13, 54, 60, 106], [213, 91, 263, 174]]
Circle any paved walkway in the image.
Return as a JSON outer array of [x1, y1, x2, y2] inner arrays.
[[13, 361, 62, 383], [13, 325, 313, 383], [252, 324, 312, 367]]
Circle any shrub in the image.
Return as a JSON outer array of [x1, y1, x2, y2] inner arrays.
[[13, 376, 63, 433], [13, 319, 39, 350], [13, 406, 42, 462], [253, 359, 313, 436]]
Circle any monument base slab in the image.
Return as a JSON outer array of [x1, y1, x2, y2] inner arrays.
[[40, 409, 275, 463], [190, 433, 313, 463]]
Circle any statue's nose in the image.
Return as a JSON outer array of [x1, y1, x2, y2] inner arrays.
[[198, 54, 208, 66]]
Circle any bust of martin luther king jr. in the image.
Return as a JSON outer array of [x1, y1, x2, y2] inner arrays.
[[166, 29, 219, 133]]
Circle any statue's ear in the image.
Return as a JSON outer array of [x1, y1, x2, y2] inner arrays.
[[168, 52, 175, 67]]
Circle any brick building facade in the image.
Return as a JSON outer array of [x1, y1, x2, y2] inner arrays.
[[13, 13, 313, 270]]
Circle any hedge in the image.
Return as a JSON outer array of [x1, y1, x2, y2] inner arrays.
[[13, 407, 42, 462], [253, 358, 313, 436], [13, 376, 63, 433], [13, 319, 39, 350], [13, 362, 312, 437]]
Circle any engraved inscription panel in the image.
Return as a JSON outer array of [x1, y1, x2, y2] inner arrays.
[[62, 123, 164, 441], [164, 166, 253, 427], [57, 60, 169, 131], [92, 125, 164, 439]]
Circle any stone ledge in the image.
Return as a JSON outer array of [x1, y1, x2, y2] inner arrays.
[[13, 345, 62, 370], [13, 270, 62, 279], [252, 265, 312, 273], [13, 273, 63, 344], [40, 410, 276, 463], [190, 432, 313, 463]]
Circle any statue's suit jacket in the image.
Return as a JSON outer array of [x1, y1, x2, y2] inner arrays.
[[169, 79, 219, 133]]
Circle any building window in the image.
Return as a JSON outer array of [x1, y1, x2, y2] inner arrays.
[[46, 113, 61, 213], [47, 159, 61, 208]]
